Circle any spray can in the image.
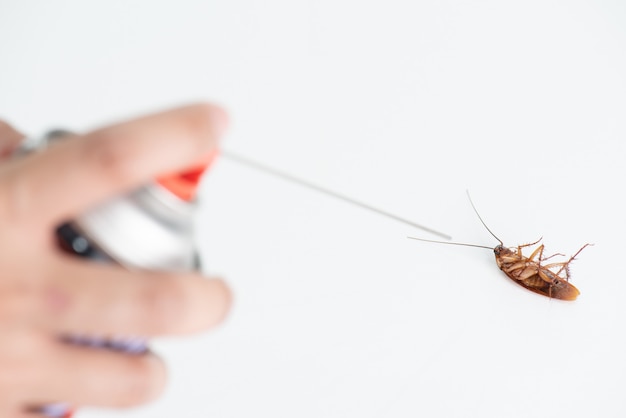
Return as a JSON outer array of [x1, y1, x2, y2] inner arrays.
[[16, 130, 211, 417]]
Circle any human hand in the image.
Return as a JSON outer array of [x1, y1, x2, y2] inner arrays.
[[0, 104, 232, 417]]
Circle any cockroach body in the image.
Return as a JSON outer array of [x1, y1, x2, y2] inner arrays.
[[409, 193, 591, 301], [492, 240, 590, 301]]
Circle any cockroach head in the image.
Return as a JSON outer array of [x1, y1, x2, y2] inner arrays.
[[493, 245, 505, 255]]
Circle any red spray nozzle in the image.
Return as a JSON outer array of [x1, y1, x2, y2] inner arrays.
[[157, 150, 218, 201]]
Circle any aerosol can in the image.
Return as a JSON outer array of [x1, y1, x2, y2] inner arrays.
[[16, 130, 211, 418]]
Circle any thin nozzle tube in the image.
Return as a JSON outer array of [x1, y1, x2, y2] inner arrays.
[[221, 150, 451, 240]]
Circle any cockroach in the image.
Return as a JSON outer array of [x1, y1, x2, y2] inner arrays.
[[408, 192, 591, 301]]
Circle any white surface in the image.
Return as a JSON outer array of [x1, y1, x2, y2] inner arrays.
[[1, 1, 626, 417]]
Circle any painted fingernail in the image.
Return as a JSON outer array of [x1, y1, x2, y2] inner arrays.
[[37, 402, 73, 418], [109, 336, 148, 353]]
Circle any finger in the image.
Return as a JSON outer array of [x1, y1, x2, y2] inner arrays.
[[0, 103, 228, 227], [38, 256, 232, 337], [0, 120, 25, 158], [0, 329, 163, 413], [27, 340, 167, 409]]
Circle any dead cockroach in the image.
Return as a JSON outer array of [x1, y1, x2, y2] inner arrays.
[[408, 193, 591, 301]]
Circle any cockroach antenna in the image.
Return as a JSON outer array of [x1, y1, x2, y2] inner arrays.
[[407, 191, 502, 249], [406, 191, 495, 250], [406, 236, 492, 250], [465, 190, 503, 246]]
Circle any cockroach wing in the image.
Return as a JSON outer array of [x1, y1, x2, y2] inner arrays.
[[545, 278, 580, 301], [504, 271, 580, 301]]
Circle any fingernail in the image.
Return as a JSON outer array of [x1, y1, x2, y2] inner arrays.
[[36, 402, 73, 418], [109, 336, 149, 354]]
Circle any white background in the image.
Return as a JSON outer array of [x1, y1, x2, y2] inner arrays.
[[1, 1, 625, 417]]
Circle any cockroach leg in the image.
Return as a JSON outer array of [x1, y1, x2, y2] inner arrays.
[[550, 243, 593, 280], [526, 243, 544, 262]]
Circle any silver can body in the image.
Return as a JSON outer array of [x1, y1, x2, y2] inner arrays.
[[20, 130, 200, 272], [60, 182, 199, 271]]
